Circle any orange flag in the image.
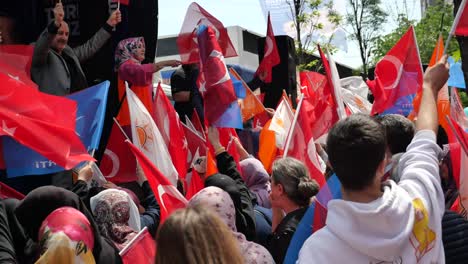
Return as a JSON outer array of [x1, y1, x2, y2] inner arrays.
[[206, 150, 218, 176], [229, 68, 266, 122], [409, 35, 449, 129], [258, 119, 279, 173]]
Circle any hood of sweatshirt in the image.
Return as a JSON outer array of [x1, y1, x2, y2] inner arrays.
[[326, 180, 415, 261]]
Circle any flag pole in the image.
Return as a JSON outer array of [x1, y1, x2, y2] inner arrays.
[[445, 115, 468, 155], [113, 117, 131, 141], [444, 0, 467, 54], [283, 94, 304, 158], [117, 0, 120, 11]]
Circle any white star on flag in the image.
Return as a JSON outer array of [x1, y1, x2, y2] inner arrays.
[[2, 120, 17, 136]]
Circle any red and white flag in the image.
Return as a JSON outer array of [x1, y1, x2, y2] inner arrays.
[[127, 141, 188, 223], [368, 26, 423, 115], [100, 122, 137, 184], [283, 96, 326, 187], [182, 123, 207, 169], [268, 96, 294, 149], [153, 83, 188, 179], [255, 12, 280, 83], [120, 227, 155, 264], [449, 0, 468, 37], [197, 26, 238, 125], [177, 2, 237, 64], [127, 85, 179, 186]]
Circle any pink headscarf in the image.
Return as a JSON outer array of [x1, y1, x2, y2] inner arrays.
[[189, 187, 274, 264], [114, 37, 145, 71], [240, 158, 271, 208]]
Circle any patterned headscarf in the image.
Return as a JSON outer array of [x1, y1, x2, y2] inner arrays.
[[240, 158, 272, 208], [189, 187, 274, 264], [36, 207, 95, 264], [90, 189, 141, 250], [115, 37, 145, 71]]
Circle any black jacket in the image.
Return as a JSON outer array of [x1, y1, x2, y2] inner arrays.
[[442, 210, 468, 263]]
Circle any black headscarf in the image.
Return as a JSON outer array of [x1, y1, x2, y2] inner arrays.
[[15, 186, 122, 264]]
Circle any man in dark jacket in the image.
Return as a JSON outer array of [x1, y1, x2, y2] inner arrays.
[[31, 2, 121, 95]]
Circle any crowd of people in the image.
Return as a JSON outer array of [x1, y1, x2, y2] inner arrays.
[[1, 1, 468, 264]]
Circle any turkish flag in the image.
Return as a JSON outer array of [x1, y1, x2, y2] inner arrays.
[[369, 26, 423, 115], [284, 97, 326, 187], [300, 71, 339, 140], [0, 45, 34, 78], [120, 228, 155, 264], [177, 2, 237, 64], [182, 123, 207, 169], [255, 13, 280, 83], [0, 182, 25, 200], [100, 122, 137, 184], [197, 26, 238, 125], [127, 140, 188, 223], [0, 72, 93, 169], [153, 83, 189, 179], [451, 0, 468, 36]]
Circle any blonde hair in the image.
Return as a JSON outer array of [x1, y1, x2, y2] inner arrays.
[[155, 205, 243, 264]]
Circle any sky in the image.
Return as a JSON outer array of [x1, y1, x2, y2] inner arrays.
[[159, 0, 422, 69]]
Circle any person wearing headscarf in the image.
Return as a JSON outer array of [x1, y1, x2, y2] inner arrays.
[[156, 205, 243, 264], [72, 163, 161, 237], [114, 37, 180, 127], [36, 207, 95, 264], [14, 186, 122, 264], [90, 189, 141, 251], [189, 187, 274, 264], [206, 127, 257, 241], [240, 157, 271, 209]]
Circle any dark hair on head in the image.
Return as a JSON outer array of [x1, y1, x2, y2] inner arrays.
[[374, 114, 415, 154], [272, 158, 319, 207], [437, 125, 448, 149], [155, 205, 243, 264], [327, 114, 386, 191]]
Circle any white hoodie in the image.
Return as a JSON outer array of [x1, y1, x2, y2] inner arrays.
[[297, 130, 445, 263]]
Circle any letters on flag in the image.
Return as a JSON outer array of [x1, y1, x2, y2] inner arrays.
[[1, 73, 95, 176]]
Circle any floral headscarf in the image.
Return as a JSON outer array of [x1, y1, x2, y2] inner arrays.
[[189, 187, 274, 264], [90, 189, 141, 250], [36, 207, 95, 264], [115, 37, 145, 71], [240, 157, 272, 208]]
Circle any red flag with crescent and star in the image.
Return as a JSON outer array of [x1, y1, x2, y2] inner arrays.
[[127, 140, 187, 224], [255, 12, 280, 83], [197, 25, 238, 126], [367, 26, 423, 115]]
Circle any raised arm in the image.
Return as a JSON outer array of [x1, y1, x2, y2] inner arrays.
[[398, 55, 449, 217], [31, 3, 64, 67], [73, 10, 121, 62]]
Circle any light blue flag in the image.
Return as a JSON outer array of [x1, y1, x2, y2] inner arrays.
[[448, 57, 466, 89], [3, 81, 110, 177]]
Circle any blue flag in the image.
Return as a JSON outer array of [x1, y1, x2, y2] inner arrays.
[[283, 174, 342, 264], [213, 101, 243, 129], [3, 81, 109, 177], [448, 57, 466, 89], [381, 94, 416, 116]]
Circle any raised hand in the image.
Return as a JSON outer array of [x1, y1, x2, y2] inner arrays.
[[107, 9, 122, 27], [53, 2, 65, 27]]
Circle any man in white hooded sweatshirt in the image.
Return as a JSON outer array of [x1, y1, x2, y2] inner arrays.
[[297, 56, 450, 263]]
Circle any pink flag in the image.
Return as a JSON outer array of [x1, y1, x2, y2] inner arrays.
[[153, 83, 189, 179], [177, 2, 237, 64], [127, 141, 188, 223]]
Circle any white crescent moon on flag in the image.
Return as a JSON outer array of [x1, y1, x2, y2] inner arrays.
[[307, 137, 321, 169], [264, 36, 273, 57], [103, 149, 119, 178], [379, 55, 403, 90], [209, 50, 231, 85], [157, 185, 188, 212]]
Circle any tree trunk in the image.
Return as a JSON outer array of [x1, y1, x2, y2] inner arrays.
[[295, 0, 304, 65]]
